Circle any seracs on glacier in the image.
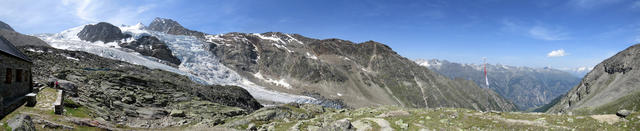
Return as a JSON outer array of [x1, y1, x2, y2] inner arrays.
[[35, 23, 317, 104]]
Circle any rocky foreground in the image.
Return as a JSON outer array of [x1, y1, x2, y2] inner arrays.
[[2, 90, 638, 131]]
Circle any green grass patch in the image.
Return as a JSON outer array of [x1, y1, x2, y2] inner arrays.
[[64, 106, 91, 118], [3, 122, 10, 131]]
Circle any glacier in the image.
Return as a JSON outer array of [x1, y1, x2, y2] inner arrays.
[[35, 23, 318, 104]]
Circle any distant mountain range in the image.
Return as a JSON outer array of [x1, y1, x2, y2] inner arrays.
[[415, 59, 581, 110]]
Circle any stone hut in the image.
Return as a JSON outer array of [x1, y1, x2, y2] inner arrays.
[[0, 36, 32, 119]]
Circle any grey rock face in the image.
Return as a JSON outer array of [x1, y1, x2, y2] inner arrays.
[[0, 20, 14, 31], [416, 59, 580, 111], [77, 22, 130, 43], [119, 36, 181, 65], [147, 17, 205, 39], [548, 44, 640, 113], [7, 114, 36, 131]]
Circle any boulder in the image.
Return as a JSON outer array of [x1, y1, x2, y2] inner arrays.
[[56, 80, 78, 97], [170, 110, 186, 117], [616, 110, 631, 118], [323, 119, 353, 131], [7, 114, 36, 131]]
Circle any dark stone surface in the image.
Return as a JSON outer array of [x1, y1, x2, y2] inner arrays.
[[77, 22, 131, 43], [119, 36, 181, 65]]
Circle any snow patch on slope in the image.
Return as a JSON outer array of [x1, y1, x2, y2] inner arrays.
[[253, 72, 292, 89], [252, 33, 293, 53], [306, 52, 318, 60]]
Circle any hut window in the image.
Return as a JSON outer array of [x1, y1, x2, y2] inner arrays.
[[5, 68, 11, 84], [24, 70, 29, 83], [16, 69, 22, 82]]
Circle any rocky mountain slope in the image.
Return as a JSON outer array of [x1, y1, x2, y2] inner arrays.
[[415, 59, 581, 111], [548, 44, 640, 114], [0, 21, 49, 47], [20, 45, 262, 128]]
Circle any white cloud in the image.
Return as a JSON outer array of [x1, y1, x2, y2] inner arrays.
[[528, 26, 570, 41], [576, 66, 593, 72], [547, 49, 567, 57], [0, 0, 159, 33]]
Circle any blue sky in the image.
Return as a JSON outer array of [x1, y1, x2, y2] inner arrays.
[[1, 0, 639, 70]]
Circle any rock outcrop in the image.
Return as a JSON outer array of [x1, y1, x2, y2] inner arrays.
[[548, 44, 640, 114], [119, 36, 181, 65], [77, 22, 130, 43]]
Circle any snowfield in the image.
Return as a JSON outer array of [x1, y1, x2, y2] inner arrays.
[[35, 23, 317, 104]]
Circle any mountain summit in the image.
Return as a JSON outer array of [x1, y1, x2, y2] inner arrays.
[[147, 17, 206, 39]]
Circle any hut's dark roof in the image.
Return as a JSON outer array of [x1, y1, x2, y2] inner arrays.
[[0, 36, 31, 62]]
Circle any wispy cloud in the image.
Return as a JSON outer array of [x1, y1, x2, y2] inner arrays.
[[501, 19, 570, 41], [528, 25, 570, 40], [547, 49, 567, 57]]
